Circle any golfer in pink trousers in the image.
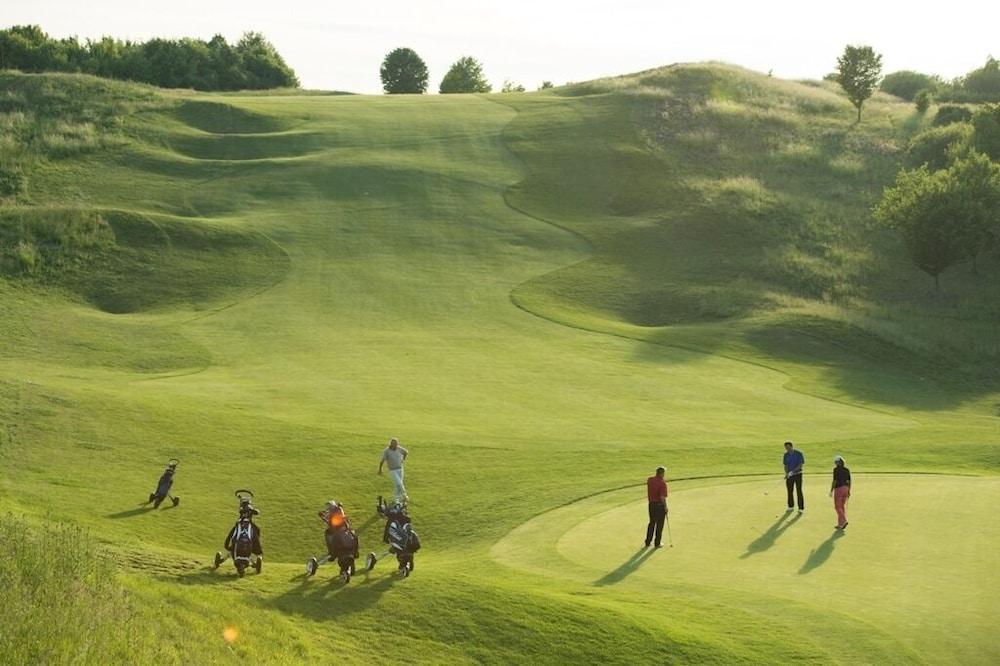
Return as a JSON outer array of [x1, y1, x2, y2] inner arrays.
[[830, 455, 851, 529]]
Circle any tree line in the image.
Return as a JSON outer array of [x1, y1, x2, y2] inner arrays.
[[0, 25, 299, 91]]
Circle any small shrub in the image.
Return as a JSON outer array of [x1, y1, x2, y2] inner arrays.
[[933, 104, 973, 127], [0, 163, 27, 197], [905, 123, 973, 170], [14, 240, 38, 273], [914, 90, 931, 113]]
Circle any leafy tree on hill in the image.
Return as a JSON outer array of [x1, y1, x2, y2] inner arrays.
[[874, 152, 1000, 286], [961, 56, 1000, 102], [971, 104, 1000, 161], [501, 79, 526, 93], [380, 47, 428, 94], [880, 70, 940, 101], [539, 81, 554, 90], [236, 32, 298, 89], [439, 56, 491, 94], [835, 45, 883, 122]]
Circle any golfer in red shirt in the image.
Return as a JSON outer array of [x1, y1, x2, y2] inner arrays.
[[645, 466, 668, 548]]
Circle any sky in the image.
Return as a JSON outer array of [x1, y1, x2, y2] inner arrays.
[[4, 1, 998, 93]]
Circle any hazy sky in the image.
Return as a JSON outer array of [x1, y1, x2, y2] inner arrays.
[[4, 1, 998, 93]]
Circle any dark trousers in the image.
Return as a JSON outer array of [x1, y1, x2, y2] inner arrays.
[[646, 502, 666, 546], [786, 473, 804, 510]]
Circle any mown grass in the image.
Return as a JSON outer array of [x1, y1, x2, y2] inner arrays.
[[0, 67, 996, 663]]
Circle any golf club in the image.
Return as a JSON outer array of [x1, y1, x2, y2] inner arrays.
[[666, 514, 673, 547]]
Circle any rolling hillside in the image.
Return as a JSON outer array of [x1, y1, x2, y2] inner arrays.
[[1, 66, 997, 664]]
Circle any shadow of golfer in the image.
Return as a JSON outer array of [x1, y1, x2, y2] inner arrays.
[[740, 512, 801, 558], [593, 547, 657, 586], [106, 505, 155, 519], [798, 529, 845, 574]]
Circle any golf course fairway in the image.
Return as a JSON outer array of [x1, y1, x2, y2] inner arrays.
[[1, 65, 998, 663]]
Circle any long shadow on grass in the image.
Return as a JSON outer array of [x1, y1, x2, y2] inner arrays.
[[172, 566, 252, 585], [106, 505, 156, 519], [626, 314, 994, 411], [268, 570, 398, 620], [740, 512, 801, 558], [798, 529, 845, 575], [593, 547, 657, 586]]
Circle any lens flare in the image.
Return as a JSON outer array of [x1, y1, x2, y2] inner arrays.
[[223, 626, 239, 644]]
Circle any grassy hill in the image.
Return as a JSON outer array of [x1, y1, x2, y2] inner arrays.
[[0, 67, 997, 664]]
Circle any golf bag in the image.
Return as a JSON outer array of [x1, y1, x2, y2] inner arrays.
[[147, 458, 179, 508], [307, 501, 359, 581], [214, 490, 263, 576], [367, 500, 420, 576]]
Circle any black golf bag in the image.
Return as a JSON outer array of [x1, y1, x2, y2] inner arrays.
[[308, 502, 359, 581], [383, 505, 420, 575], [326, 524, 359, 577], [148, 459, 179, 508], [225, 518, 263, 576], [214, 489, 262, 576]]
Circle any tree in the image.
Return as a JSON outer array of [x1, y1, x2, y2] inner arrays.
[[879, 70, 940, 101], [500, 79, 525, 93], [874, 153, 1000, 286], [948, 152, 1000, 271], [971, 104, 1000, 161], [439, 56, 491, 94], [538, 81, 554, 90], [380, 47, 428, 94], [235, 32, 299, 89], [961, 56, 1000, 102], [835, 45, 883, 122]]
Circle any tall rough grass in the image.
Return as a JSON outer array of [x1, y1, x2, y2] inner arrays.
[[0, 513, 162, 663]]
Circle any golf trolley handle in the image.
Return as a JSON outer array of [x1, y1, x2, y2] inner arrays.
[[235, 489, 255, 499]]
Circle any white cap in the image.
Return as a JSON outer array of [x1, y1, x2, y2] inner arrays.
[[833, 455, 844, 463]]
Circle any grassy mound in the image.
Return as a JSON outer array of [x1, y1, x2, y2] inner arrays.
[[0, 207, 289, 313], [174, 100, 294, 134], [501, 64, 1000, 387]]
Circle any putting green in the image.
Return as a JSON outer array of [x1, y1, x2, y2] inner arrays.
[[493, 474, 1000, 665]]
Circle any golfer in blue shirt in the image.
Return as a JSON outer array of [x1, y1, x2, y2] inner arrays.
[[783, 441, 805, 512]]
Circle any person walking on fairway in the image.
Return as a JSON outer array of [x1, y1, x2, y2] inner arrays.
[[831, 455, 851, 529], [645, 466, 668, 548], [783, 441, 805, 512], [378, 438, 409, 502]]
